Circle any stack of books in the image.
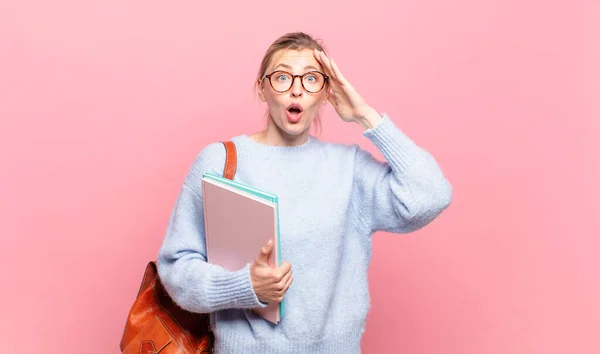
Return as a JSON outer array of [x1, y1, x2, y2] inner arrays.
[[201, 173, 283, 324]]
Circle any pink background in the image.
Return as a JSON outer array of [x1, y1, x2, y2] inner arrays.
[[1, 0, 598, 353]]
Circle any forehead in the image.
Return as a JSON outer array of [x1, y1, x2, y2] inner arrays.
[[269, 48, 322, 72]]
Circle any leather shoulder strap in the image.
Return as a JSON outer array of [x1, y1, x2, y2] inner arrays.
[[136, 261, 157, 298], [221, 141, 237, 180]]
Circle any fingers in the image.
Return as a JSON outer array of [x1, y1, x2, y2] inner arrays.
[[329, 58, 347, 84], [314, 49, 351, 95], [271, 262, 291, 290], [313, 49, 335, 80], [277, 261, 291, 276], [276, 269, 292, 290], [275, 275, 293, 302], [327, 91, 338, 106], [256, 239, 273, 266], [274, 267, 293, 302], [251, 259, 293, 303], [284, 273, 293, 291]]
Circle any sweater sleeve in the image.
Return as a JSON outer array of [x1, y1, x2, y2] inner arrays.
[[350, 113, 453, 234], [156, 142, 267, 313]]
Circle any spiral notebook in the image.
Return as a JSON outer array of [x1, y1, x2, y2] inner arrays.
[[201, 172, 283, 324]]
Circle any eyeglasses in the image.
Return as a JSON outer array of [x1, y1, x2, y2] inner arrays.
[[264, 70, 329, 93]]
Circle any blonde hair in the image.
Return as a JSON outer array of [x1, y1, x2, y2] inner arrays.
[[255, 32, 328, 136]]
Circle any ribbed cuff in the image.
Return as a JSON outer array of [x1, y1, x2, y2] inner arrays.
[[204, 264, 268, 310], [362, 113, 421, 172]]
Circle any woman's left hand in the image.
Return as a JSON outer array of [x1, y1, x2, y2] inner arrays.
[[314, 49, 380, 127]]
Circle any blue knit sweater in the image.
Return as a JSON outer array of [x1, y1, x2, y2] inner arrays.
[[157, 114, 452, 353]]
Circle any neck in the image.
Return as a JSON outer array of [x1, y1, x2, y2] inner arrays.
[[250, 121, 310, 147]]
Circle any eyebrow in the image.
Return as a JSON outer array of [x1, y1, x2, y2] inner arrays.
[[273, 64, 320, 71]]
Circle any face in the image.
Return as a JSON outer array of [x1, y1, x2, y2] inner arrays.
[[257, 48, 328, 139]]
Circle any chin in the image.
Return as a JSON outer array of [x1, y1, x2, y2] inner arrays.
[[272, 114, 312, 137], [279, 124, 309, 137], [283, 118, 314, 134]]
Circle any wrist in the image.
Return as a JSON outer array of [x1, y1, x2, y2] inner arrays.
[[355, 107, 382, 130]]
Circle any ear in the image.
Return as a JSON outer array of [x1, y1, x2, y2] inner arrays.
[[321, 87, 329, 105], [257, 79, 267, 102]]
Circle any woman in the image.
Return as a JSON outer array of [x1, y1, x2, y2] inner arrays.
[[157, 32, 452, 353]]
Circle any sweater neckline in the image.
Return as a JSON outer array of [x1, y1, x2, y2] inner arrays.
[[236, 134, 318, 153]]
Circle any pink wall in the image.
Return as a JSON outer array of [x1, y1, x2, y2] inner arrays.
[[1, 0, 598, 353]]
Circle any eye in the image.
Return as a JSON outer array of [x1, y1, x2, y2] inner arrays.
[[273, 72, 292, 82], [304, 75, 316, 82]]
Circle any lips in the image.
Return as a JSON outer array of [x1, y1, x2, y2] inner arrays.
[[286, 103, 303, 123], [286, 103, 303, 114]]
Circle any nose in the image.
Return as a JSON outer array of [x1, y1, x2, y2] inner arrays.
[[290, 76, 303, 98]]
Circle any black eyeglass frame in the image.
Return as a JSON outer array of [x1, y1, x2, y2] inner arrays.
[[263, 70, 329, 93]]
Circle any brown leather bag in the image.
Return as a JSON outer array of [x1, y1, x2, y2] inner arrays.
[[120, 141, 238, 354]]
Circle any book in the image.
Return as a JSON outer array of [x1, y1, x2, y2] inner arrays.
[[201, 172, 283, 324]]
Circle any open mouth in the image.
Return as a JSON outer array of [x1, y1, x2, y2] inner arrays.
[[287, 104, 303, 114], [286, 104, 304, 123]]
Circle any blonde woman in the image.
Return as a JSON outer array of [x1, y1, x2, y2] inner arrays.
[[158, 32, 452, 353]]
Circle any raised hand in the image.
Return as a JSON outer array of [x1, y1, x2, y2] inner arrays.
[[313, 49, 380, 127], [250, 240, 293, 304]]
